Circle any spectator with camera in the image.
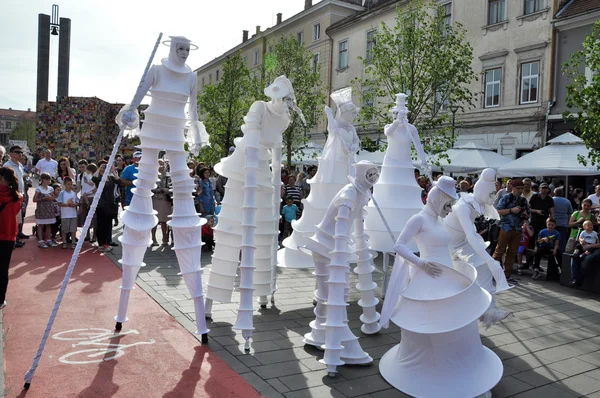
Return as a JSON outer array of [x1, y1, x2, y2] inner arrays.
[[492, 178, 530, 284], [529, 182, 554, 242]]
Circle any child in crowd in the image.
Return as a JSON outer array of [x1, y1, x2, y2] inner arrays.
[[202, 215, 215, 252], [573, 220, 599, 258], [50, 183, 62, 245], [33, 173, 57, 248], [517, 219, 534, 269], [533, 217, 561, 281], [281, 196, 299, 241], [57, 177, 79, 249], [78, 163, 97, 242]]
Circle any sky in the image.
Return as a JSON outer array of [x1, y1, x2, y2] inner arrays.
[[0, 0, 319, 111]]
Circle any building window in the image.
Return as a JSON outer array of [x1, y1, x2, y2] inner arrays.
[[243, 55, 247, 64], [201, 77, 205, 87], [484, 68, 501, 108], [488, 0, 506, 24], [209, 74, 212, 84], [216, 70, 220, 81], [585, 66, 597, 87], [312, 53, 320, 73], [5, 122, 11, 129], [524, 0, 543, 14], [313, 23, 321, 41], [520, 61, 539, 104], [441, 2, 452, 28], [366, 30, 376, 64], [253, 49, 259, 65], [435, 85, 449, 112], [338, 40, 349, 69], [297, 31, 304, 46]]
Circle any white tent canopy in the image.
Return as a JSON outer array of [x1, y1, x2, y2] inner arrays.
[[430, 142, 512, 173], [497, 133, 599, 177], [291, 141, 323, 166]]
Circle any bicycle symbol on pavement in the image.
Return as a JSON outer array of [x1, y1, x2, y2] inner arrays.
[[52, 328, 155, 365]]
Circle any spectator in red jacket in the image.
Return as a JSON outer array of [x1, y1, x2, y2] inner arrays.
[[0, 167, 24, 309]]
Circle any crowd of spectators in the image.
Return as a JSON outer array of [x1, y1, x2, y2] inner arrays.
[[416, 171, 600, 287]]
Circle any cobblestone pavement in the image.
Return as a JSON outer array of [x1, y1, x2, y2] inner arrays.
[[106, 225, 600, 398]]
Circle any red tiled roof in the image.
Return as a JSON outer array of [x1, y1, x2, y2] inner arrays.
[[0, 108, 37, 121], [556, 0, 600, 19]]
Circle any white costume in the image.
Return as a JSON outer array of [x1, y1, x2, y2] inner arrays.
[[364, 93, 428, 254], [277, 87, 359, 269], [303, 161, 381, 376], [444, 168, 511, 328], [206, 76, 300, 349], [380, 177, 502, 398], [114, 36, 210, 342]]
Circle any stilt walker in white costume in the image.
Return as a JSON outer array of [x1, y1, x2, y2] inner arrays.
[[277, 87, 359, 270], [364, 93, 429, 297], [380, 176, 502, 398], [205, 76, 303, 350], [444, 168, 511, 328], [303, 161, 382, 376], [114, 36, 211, 342]]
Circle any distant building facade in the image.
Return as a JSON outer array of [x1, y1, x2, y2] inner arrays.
[[0, 108, 37, 146], [548, 0, 600, 138], [194, 0, 596, 159]]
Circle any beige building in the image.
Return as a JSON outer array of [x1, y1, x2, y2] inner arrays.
[[195, 0, 364, 100], [196, 0, 559, 159], [0, 107, 37, 147]]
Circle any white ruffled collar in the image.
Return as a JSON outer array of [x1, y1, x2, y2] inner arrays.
[[461, 192, 500, 220], [161, 58, 192, 74]]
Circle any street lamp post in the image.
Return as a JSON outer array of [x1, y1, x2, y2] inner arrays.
[[450, 105, 459, 148]]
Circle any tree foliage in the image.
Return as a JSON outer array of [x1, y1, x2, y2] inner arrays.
[[563, 20, 600, 168], [10, 120, 36, 150], [352, 0, 477, 156], [197, 51, 260, 165], [263, 35, 326, 168]]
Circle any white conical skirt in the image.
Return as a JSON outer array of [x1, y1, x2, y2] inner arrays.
[[364, 163, 423, 253], [379, 321, 503, 398], [390, 262, 492, 334]]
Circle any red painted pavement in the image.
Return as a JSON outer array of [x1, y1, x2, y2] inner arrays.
[[2, 206, 260, 398]]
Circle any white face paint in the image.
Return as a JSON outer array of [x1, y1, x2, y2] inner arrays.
[[440, 198, 456, 218], [365, 167, 380, 185], [340, 105, 357, 124], [176, 43, 190, 63]]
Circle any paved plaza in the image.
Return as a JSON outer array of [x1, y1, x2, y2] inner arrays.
[[103, 224, 600, 398]]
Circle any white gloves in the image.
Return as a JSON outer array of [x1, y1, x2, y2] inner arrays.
[[416, 260, 444, 278], [187, 121, 210, 156], [115, 104, 140, 138]]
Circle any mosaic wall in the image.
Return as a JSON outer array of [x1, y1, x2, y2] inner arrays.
[[36, 96, 144, 161]]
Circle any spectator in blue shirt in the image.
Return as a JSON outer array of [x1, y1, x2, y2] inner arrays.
[[533, 218, 561, 281], [281, 196, 299, 241], [120, 151, 141, 206], [492, 179, 529, 284], [552, 187, 573, 252]]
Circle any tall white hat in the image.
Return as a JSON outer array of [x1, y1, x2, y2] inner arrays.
[[390, 93, 408, 113], [330, 87, 358, 117]]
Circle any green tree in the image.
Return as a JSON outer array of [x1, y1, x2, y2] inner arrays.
[[263, 35, 326, 168], [197, 51, 260, 165], [353, 0, 477, 156], [563, 20, 600, 167], [9, 120, 36, 150]]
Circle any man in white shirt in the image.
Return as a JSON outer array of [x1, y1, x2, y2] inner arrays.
[[4, 146, 28, 246], [522, 178, 535, 202], [0, 145, 5, 166], [35, 149, 58, 178], [587, 185, 600, 208]]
